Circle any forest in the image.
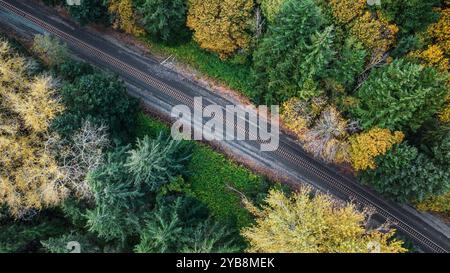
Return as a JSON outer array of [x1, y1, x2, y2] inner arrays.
[[0, 0, 448, 253]]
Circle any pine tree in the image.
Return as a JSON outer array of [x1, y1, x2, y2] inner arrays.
[[125, 134, 193, 192], [252, 0, 333, 104], [137, 0, 190, 44], [85, 135, 193, 242], [360, 143, 450, 203], [351, 59, 448, 132], [135, 197, 240, 253]]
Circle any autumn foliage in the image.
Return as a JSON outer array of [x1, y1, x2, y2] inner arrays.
[[328, 0, 366, 25], [108, 0, 145, 36], [349, 128, 404, 171], [187, 0, 254, 58], [428, 8, 450, 56], [0, 40, 67, 217], [241, 188, 406, 253], [416, 191, 450, 215], [259, 0, 287, 23], [329, 0, 398, 59]]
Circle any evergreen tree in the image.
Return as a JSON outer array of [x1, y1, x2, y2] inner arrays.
[[0, 209, 68, 253], [67, 0, 110, 26], [56, 59, 94, 83], [125, 134, 193, 192], [351, 60, 447, 132], [328, 37, 367, 91], [53, 72, 138, 142], [137, 0, 190, 44], [381, 0, 441, 56], [135, 197, 240, 253], [85, 147, 145, 242], [85, 135, 193, 242], [360, 143, 450, 203], [41, 233, 100, 253], [252, 0, 334, 104]]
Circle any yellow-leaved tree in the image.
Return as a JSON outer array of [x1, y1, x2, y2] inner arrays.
[[349, 11, 398, 60], [409, 8, 450, 123], [329, 0, 398, 60], [409, 44, 449, 72], [0, 39, 67, 218], [328, 0, 366, 25], [349, 128, 404, 171], [241, 188, 407, 253], [280, 97, 327, 142], [187, 0, 254, 58], [416, 190, 450, 215], [428, 7, 450, 57], [108, 0, 145, 36], [259, 0, 287, 23]]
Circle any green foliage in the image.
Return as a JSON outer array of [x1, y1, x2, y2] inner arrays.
[[187, 146, 265, 228], [380, 0, 441, 57], [252, 0, 334, 104], [351, 60, 448, 132], [380, 0, 441, 35], [56, 59, 95, 83], [135, 197, 241, 253], [360, 143, 450, 203], [32, 34, 69, 67], [67, 0, 110, 26], [137, 0, 190, 44], [53, 72, 139, 142], [60, 197, 90, 228], [86, 134, 193, 242], [134, 114, 266, 228], [0, 210, 68, 253], [85, 147, 145, 242], [134, 112, 170, 138], [144, 40, 254, 97], [328, 37, 367, 91], [125, 134, 193, 192], [416, 122, 450, 168]]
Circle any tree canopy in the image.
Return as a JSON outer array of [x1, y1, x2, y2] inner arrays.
[[137, 0, 190, 44], [187, 0, 254, 58], [0, 40, 67, 217], [252, 0, 333, 104], [53, 71, 138, 142], [361, 143, 450, 203], [351, 60, 448, 132], [241, 188, 406, 253]]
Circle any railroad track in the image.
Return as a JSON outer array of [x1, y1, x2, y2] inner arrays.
[[1, 0, 447, 253]]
